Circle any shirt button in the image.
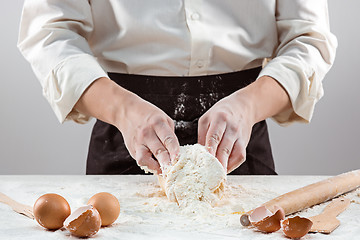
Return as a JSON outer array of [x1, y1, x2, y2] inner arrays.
[[196, 60, 204, 68], [191, 12, 200, 21]]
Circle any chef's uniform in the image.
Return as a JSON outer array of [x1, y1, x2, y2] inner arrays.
[[18, 0, 337, 174]]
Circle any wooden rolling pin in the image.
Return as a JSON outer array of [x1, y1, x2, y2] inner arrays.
[[240, 169, 360, 226]]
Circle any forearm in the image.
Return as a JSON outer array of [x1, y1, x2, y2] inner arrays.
[[197, 75, 290, 172], [236, 75, 291, 125], [74, 77, 131, 129], [75, 77, 179, 173]]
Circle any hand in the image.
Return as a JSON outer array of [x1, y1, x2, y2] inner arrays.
[[74, 77, 180, 175], [198, 75, 291, 173], [116, 93, 180, 174], [198, 93, 253, 173]]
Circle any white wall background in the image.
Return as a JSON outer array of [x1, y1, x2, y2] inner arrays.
[[0, 1, 359, 175]]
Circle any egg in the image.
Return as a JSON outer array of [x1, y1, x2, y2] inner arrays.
[[249, 206, 285, 233], [281, 216, 313, 239], [88, 192, 120, 226], [64, 205, 101, 238], [33, 193, 71, 230]]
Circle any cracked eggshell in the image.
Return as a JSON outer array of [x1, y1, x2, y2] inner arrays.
[[64, 205, 101, 238], [33, 193, 71, 230], [87, 192, 120, 226], [281, 216, 313, 239], [249, 206, 285, 233]]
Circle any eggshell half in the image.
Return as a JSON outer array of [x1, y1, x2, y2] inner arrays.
[[33, 193, 71, 230], [64, 205, 101, 238], [281, 216, 313, 239], [249, 206, 285, 233], [88, 192, 120, 226]]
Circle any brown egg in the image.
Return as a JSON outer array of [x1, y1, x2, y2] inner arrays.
[[33, 193, 71, 230], [88, 192, 120, 226], [64, 205, 101, 238], [281, 216, 313, 239], [249, 206, 285, 233]]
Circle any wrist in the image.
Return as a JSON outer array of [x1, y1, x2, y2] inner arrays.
[[74, 77, 133, 129], [112, 89, 140, 131], [232, 87, 257, 127], [235, 75, 291, 124]]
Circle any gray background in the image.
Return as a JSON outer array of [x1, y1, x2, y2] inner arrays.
[[1, 1, 359, 175]]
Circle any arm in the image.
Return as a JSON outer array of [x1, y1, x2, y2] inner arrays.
[[74, 77, 180, 174], [198, 0, 337, 173], [18, 0, 179, 173], [258, 0, 337, 124], [198, 75, 291, 173], [18, 0, 107, 123]]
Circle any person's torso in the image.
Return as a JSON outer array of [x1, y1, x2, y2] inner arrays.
[[88, 0, 278, 76]]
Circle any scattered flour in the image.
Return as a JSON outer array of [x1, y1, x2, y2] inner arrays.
[[174, 92, 186, 117], [1, 174, 360, 239]]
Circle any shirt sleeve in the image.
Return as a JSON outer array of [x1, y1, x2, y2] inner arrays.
[[17, 0, 108, 123], [258, 0, 337, 125]]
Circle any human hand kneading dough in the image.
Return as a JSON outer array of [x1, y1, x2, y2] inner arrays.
[[198, 92, 251, 174], [198, 76, 291, 173], [117, 92, 180, 174], [74, 77, 180, 174]]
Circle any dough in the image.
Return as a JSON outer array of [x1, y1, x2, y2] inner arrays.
[[159, 144, 226, 209]]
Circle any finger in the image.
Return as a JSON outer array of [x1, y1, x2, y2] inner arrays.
[[154, 120, 180, 162], [167, 118, 175, 131], [216, 128, 237, 170], [205, 120, 227, 156], [197, 115, 209, 146], [227, 140, 246, 174], [135, 144, 161, 174], [144, 130, 172, 171]]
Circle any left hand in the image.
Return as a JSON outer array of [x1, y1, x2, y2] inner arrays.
[[198, 92, 254, 173], [198, 76, 291, 173]]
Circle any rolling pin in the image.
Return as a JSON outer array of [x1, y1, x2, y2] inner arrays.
[[240, 169, 360, 226]]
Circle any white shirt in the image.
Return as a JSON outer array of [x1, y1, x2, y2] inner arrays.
[[18, 0, 337, 124]]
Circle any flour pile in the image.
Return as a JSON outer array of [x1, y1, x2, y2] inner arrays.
[[159, 144, 227, 213]]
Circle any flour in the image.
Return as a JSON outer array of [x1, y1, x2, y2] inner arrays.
[[174, 120, 192, 131], [2, 175, 360, 239], [198, 92, 219, 113], [160, 144, 226, 215], [174, 92, 187, 118]]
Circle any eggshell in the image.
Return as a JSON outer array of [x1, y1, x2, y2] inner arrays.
[[88, 192, 120, 226], [281, 216, 313, 239], [33, 193, 71, 230], [249, 206, 285, 233], [64, 205, 101, 238]]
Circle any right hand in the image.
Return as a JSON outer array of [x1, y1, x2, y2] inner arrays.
[[74, 77, 180, 175], [115, 91, 180, 174]]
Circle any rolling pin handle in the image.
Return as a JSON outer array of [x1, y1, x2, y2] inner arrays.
[[240, 214, 250, 226]]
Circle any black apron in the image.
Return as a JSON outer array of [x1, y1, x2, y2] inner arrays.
[[86, 67, 276, 175]]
